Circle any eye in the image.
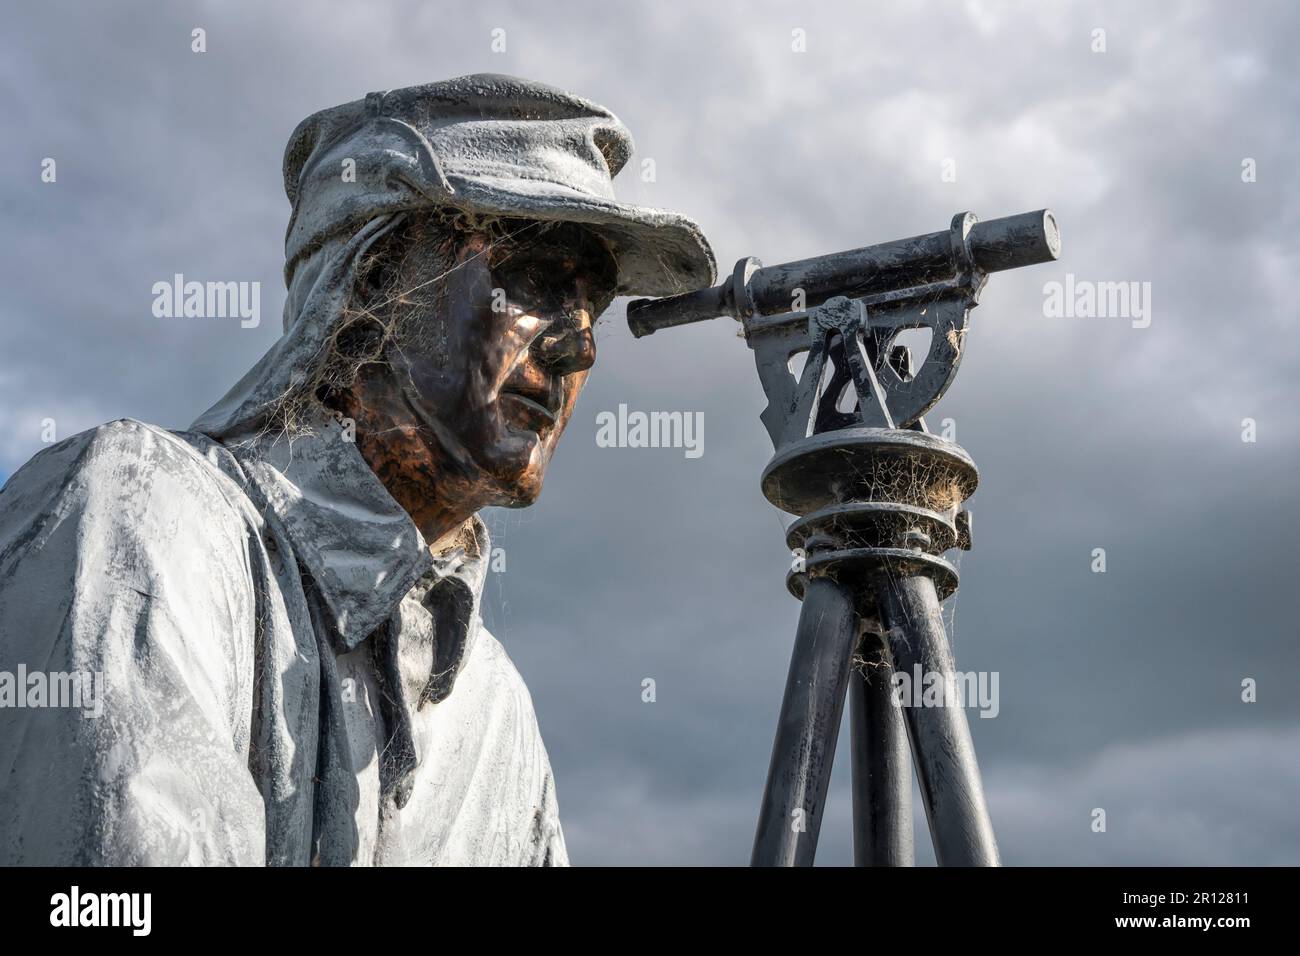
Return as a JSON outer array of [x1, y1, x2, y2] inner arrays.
[[494, 261, 567, 313], [489, 226, 618, 318]]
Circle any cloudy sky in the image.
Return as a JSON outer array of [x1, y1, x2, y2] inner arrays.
[[2, 0, 1297, 865]]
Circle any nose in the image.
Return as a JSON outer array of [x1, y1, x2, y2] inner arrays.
[[531, 308, 596, 376]]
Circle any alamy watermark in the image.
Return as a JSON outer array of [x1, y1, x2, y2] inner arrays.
[[0, 665, 104, 718], [595, 403, 704, 459], [50, 886, 150, 936], [1043, 273, 1151, 329], [891, 663, 1000, 719], [152, 273, 261, 328]]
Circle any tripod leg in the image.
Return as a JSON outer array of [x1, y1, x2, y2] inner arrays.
[[876, 573, 1000, 866], [849, 629, 914, 866], [751, 575, 858, 866]]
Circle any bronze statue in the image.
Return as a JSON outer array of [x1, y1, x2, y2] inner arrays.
[[0, 74, 715, 865]]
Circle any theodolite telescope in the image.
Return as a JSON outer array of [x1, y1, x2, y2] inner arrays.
[[628, 209, 1058, 340], [629, 209, 1061, 867]]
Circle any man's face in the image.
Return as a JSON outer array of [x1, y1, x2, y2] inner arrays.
[[374, 218, 618, 510]]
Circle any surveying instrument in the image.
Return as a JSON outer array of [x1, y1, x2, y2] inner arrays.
[[628, 210, 1060, 866]]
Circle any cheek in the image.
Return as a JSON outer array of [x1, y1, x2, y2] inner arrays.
[[409, 324, 527, 413], [478, 324, 537, 395]]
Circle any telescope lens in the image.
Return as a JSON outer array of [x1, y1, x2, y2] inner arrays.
[[1043, 210, 1062, 259]]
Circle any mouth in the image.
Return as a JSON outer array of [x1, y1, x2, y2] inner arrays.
[[499, 389, 559, 431]]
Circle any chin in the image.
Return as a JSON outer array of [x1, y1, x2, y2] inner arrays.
[[481, 423, 562, 508], [482, 441, 548, 507], [492, 472, 546, 508]]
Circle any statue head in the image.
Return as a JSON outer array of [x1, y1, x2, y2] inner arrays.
[[192, 75, 715, 546]]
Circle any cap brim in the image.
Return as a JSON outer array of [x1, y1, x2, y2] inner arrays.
[[445, 175, 716, 297]]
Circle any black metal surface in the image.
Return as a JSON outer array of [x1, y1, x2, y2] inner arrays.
[[752, 288, 977, 435], [787, 502, 963, 555], [793, 547, 961, 606], [751, 575, 859, 867], [850, 629, 914, 866], [875, 572, 1000, 866], [760, 426, 983, 862], [774, 297, 899, 437], [626, 209, 1059, 336], [761, 427, 978, 516]]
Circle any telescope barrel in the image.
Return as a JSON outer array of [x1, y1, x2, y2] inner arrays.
[[627, 209, 1059, 338]]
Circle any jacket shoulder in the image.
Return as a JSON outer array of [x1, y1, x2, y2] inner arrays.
[[0, 418, 257, 569], [0, 419, 270, 865]]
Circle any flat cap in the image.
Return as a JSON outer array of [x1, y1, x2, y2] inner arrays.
[[282, 73, 716, 296]]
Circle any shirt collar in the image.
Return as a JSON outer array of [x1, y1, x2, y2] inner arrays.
[[221, 417, 486, 650]]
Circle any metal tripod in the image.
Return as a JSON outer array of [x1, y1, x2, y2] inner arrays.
[[626, 209, 1061, 866], [750, 422, 996, 866]]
